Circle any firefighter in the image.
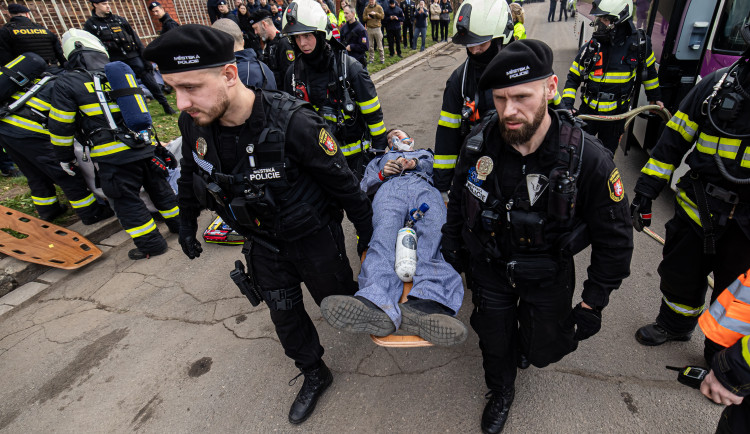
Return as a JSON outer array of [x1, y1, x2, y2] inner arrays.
[[282, 0, 387, 178], [48, 29, 180, 260], [143, 24, 373, 424], [0, 3, 66, 72], [441, 40, 633, 433], [0, 54, 113, 223], [432, 0, 514, 196], [561, 0, 662, 155], [83, 0, 176, 114], [632, 23, 750, 350]]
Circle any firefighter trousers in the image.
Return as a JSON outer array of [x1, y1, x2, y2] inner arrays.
[[578, 105, 626, 155]]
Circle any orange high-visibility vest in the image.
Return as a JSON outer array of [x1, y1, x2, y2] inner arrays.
[[698, 269, 750, 348]]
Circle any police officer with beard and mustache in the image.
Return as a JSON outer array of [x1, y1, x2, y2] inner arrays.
[[143, 24, 373, 425], [282, 0, 387, 178], [441, 40, 633, 433]]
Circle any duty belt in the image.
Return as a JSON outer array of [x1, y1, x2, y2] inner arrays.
[[586, 90, 628, 103]]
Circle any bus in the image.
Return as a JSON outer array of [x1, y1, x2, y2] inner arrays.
[[574, 0, 750, 152]]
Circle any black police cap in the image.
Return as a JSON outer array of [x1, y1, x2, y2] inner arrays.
[[251, 9, 273, 23], [479, 39, 554, 91], [143, 24, 236, 74], [148, 1, 161, 11], [8, 3, 31, 13], [90, 0, 108, 3], [217, 0, 228, 5]]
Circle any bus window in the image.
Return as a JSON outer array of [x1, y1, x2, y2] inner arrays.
[[634, 0, 653, 29], [650, 0, 675, 63], [712, 0, 750, 53]]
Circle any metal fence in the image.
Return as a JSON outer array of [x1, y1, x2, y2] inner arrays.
[[1, 0, 210, 43]]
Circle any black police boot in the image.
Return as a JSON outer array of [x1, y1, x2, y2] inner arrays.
[[127, 245, 168, 260], [481, 387, 515, 434], [162, 103, 177, 115], [288, 362, 333, 425], [320, 295, 396, 336], [399, 298, 468, 346], [635, 322, 692, 346], [80, 204, 114, 225]]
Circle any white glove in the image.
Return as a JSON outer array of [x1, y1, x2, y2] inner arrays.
[[60, 160, 78, 176]]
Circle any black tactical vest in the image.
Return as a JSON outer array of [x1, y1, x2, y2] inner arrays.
[[6, 19, 57, 64], [88, 16, 138, 57]]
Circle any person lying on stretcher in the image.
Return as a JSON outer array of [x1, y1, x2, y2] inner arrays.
[[320, 129, 467, 346]]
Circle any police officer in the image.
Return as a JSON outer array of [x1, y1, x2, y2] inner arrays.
[[282, 0, 387, 178], [561, 0, 662, 155], [252, 9, 295, 88], [48, 29, 180, 260], [147, 2, 180, 35], [441, 40, 633, 433], [143, 24, 373, 425], [216, 0, 239, 23], [340, 4, 369, 68], [84, 0, 176, 114], [400, 0, 414, 50], [433, 0, 514, 195], [0, 53, 113, 223], [0, 3, 66, 71], [632, 24, 750, 351]]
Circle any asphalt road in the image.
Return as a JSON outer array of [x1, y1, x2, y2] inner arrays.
[[0, 3, 724, 433]]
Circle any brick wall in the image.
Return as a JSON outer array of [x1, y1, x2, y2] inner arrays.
[[1, 0, 210, 45]]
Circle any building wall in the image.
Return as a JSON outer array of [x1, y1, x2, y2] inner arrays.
[[1, 0, 210, 44]]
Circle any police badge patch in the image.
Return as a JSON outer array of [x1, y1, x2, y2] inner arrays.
[[196, 137, 207, 159], [608, 168, 625, 202], [286, 50, 295, 61], [362, 37, 367, 44], [318, 129, 337, 155]]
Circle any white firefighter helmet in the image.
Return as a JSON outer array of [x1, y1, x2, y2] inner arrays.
[[282, 0, 331, 39], [452, 0, 513, 46], [61, 28, 108, 60], [590, 0, 633, 24]]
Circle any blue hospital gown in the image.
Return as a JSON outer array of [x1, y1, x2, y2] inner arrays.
[[356, 149, 464, 328]]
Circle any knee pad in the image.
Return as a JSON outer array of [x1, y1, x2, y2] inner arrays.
[[262, 286, 303, 311]]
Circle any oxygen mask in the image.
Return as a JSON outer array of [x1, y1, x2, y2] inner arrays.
[[391, 137, 415, 151], [591, 17, 616, 42]]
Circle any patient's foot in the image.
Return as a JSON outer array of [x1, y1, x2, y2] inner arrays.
[[320, 296, 396, 337], [400, 299, 468, 346]]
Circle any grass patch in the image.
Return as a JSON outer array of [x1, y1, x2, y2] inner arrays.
[[147, 92, 181, 144], [366, 32, 444, 75], [1, 228, 28, 239]]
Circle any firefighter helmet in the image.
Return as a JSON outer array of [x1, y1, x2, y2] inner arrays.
[[282, 0, 331, 39], [452, 0, 513, 46], [61, 28, 108, 60], [590, 0, 633, 24]]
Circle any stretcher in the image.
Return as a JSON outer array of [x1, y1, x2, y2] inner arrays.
[[0, 205, 102, 269], [361, 251, 433, 348]]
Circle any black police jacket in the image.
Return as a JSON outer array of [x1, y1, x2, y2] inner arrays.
[[340, 20, 369, 66], [159, 13, 180, 35], [0, 16, 66, 66], [284, 47, 387, 155], [177, 89, 373, 243], [442, 110, 634, 309], [262, 34, 295, 90], [48, 68, 155, 165], [433, 54, 495, 192], [84, 13, 143, 60], [635, 67, 750, 238]]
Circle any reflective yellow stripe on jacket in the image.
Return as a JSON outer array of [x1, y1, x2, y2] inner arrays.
[[666, 111, 698, 142], [696, 133, 741, 159], [438, 110, 461, 129], [582, 95, 620, 112], [433, 154, 457, 169], [50, 133, 74, 147], [89, 141, 130, 158], [641, 158, 675, 181], [368, 121, 385, 136], [357, 96, 381, 114], [0, 114, 48, 135], [49, 107, 76, 124], [158, 206, 179, 219], [676, 188, 703, 227]]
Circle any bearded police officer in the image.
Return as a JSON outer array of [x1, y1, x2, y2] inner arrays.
[[0, 3, 66, 71], [441, 40, 633, 433], [252, 9, 294, 87], [432, 0, 514, 196], [561, 0, 662, 155], [282, 0, 387, 178], [143, 24, 373, 425], [84, 0, 176, 114], [632, 24, 750, 354]]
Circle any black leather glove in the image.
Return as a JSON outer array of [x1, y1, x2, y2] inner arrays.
[[630, 193, 652, 232], [565, 303, 602, 341], [441, 247, 465, 274], [356, 232, 371, 258], [155, 145, 178, 169], [178, 226, 203, 259]]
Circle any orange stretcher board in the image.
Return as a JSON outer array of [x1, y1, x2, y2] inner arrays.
[[0, 205, 102, 269]]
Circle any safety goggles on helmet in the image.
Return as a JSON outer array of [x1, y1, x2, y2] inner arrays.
[[282, 0, 330, 39], [452, 0, 513, 47], [589, 0, 632, 25]]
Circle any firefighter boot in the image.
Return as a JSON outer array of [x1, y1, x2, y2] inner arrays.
[[288, 362, 333, 424], [635, 322, 692, 346]]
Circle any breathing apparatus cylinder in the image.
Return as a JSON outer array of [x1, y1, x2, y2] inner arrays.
[[395, 227, 418, 282], [0, 52, 48, 103], [104, 61, 152, 140]]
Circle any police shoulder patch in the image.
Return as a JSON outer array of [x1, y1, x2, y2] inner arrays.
[[318, 129, 337, 156], [608, 168, 625, 202], [286, 50, 295, 61], [362, 37, 367, 44]]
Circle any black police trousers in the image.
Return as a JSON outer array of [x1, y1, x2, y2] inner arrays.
[[121, 56, 169, 107], [655, 208, 750, 335], [248, 220, 358, 373], [469, 257, 577, 391], [578, 104, 626, 155], [0, 134, 101, 220], [98, 159, 178, 254]]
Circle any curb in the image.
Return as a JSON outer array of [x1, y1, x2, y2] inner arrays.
[[371, 39, 456, 86]]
